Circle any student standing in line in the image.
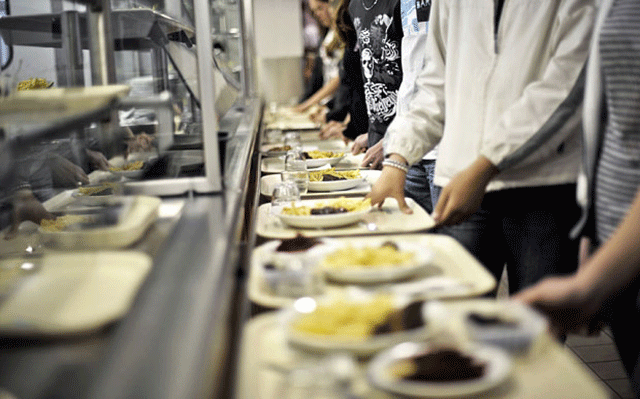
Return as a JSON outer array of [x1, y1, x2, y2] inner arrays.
[[296, 0, 344, 113], [367, 0, 596, 294], [395, 0, 439, 213], [516, 1, 640, 396], [349, 0, 403, 169], [316, 0, 369, 143]]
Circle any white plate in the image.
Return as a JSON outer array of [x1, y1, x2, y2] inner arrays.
[[286, 295, 431, 356], [320, 241, 435, 284], [276, 199, 371, 229], [462, 299, 549, 354], [307, 176, 366, 192], [261, 170, 379, 197], [304, 154, 346, 168], [367, 341, 512, 397], [109, 168, 144, 179]]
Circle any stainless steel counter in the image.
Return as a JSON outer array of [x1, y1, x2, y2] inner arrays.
[[0, 98, 262, 399]]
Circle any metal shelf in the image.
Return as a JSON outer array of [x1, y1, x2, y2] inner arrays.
[[0, 8, 194, 50]]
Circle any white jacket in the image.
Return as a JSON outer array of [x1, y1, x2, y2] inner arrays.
[[573, 0, 612, 238], [384, 0, 596, 191]]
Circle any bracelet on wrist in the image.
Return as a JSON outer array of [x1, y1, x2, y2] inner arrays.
[[382, 159, 409, 173]]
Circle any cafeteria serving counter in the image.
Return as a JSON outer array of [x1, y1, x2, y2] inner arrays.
[[0, 98, 262, 399]]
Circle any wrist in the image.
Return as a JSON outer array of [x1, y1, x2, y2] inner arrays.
[[474, 156, 499, 182], [385, 153, 409, 165], [382, 159, 409, 174], [574, 265, 610, 309]]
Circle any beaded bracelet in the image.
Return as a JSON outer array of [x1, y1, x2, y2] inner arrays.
[[382, 159, 409, 173]]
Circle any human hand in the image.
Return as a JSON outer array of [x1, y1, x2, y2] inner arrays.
[[48, 153, 90, 188], [85, 149, 111, 171], [293, 101, 312, 114], [432, 156, 498, 226], [319, 120, 346, 140], [4, 189, 54, 240], [351, 133, 368, 155], [126, 133, 155, 159], [361, 140, 384, 169], [513, 274, 603, 338], [365, 155, 412, 214], [310, 106, 328, 124]]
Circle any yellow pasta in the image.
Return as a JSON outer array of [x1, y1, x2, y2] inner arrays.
[[308, 168, 361, 182], [321, 245, 415, 270], [77, 182, 116, 196], [17, 77, 52, 90], [291, 295, 395, 339], [281, 197, 371, 216], [40, 215, 89, 232], [305, 150, 344, 159], [109, 161, 144, 172]]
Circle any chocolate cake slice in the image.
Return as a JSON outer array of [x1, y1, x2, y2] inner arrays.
[[401, 349, 486, 382], [374, 300, 426, 334], [275, 234, 321, 252]]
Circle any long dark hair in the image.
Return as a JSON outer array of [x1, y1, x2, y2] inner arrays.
[[335, 0, 357, 49]]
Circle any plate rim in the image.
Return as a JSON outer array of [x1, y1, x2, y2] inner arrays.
[[276, 199, 371, 228], [367, 341, 513, 397], [285, 299, 432, 356], [307, 176, 367, 192], [321, 241, 434, 284]]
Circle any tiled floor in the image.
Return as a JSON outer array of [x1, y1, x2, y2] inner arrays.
[[496, 270, 635, 399], [566, 329, 636, 398]]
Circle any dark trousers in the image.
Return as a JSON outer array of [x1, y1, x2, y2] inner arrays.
[[436, 184, 581, 294]]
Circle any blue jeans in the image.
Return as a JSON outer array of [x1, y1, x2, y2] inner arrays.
[[405, 160, 440, 213], [435, 184, 580, 294]]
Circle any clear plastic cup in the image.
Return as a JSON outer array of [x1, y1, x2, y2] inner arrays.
[[271, 180, 300, 215], [283, 131, 302, 152], [265, 128, 282, 144], [282, 150, 309, 195]]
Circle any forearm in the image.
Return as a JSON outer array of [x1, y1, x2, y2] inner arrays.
[[577, 189, 640, 304], [301, 76, 340, 108]]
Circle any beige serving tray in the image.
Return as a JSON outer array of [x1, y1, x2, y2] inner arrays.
[[261, 153, 366, 174], [255, 197, 434, 239], [0, 251, 152, 337], [260, 139, 348, 155], [248, 234, 496, 309], [39, 195, 161, 250], [260, 170, 381, 198], [235, 311, 609, 399]]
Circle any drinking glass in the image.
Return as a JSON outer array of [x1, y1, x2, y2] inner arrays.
[[282, 150, 309, 195], [271, 180, 300, 215], [283, 131, 302, 152], [265, 128, 282, 144]]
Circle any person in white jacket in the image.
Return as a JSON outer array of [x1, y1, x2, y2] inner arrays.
[[516, 0, 640, 395], [368, 0, 596, 294]]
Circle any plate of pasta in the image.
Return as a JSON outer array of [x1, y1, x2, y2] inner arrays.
[[286, 293, 432, 356], [277, 197, 372, 228], [108, 160, 146, 178], [319, 239, 435, 284], [302, 150, 346, 168], [307, 168, 366, 192]]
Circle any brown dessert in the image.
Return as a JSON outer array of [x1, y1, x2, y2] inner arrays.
[[400, 349, 485, 382], [275, 234, 321, 252], [468, 312, 518, 328], [321, 174, 346, 181], [374, 300, 425, 334], [268, 145, 292, 152], [380, 241, 399, 250], [310, 206, 348, 215]]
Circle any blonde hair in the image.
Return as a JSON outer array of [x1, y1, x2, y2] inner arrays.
[[324, 0, 347, 54]]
